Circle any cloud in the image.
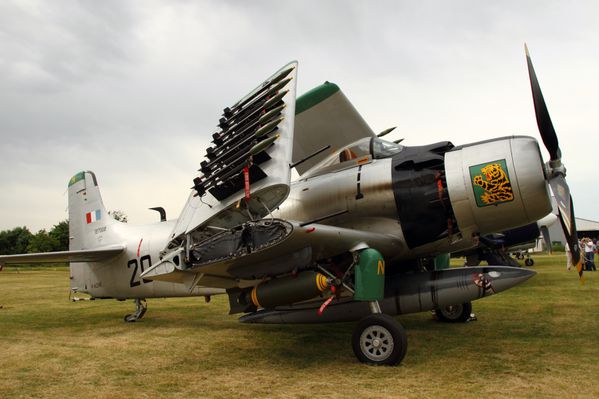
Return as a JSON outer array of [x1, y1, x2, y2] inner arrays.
[[1, 0, 598, 232], [0, 1, 139, 89]]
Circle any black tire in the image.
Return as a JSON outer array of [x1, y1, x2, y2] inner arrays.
[[124, 313, 137, 323], [352, 314, 408, 366], [434, 302, 472, 323], [525, 258, 534, 266]]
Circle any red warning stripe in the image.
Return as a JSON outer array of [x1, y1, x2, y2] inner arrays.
[[137, 238, 143, 258]]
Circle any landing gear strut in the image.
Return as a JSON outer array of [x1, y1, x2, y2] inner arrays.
[[352, 301, 408, 365], [124, 298, 147, 322], [515, 251, 534, 266]]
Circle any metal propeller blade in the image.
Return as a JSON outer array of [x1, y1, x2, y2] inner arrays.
[[559, 194, 583, 279], [539, 225, 552, 255], [549, 177, 581, 272], [525, 44, 583, 280], [549, 175, 572, 237], [525, 44, 561, 161]]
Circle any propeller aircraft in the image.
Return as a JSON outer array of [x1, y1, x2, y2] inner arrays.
[[457, 212, 558, 267], [0, 46, 582, 365]]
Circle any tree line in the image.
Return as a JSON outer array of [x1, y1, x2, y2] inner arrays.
[[0, 211, 127, 255], [0, 221, 69, 254]]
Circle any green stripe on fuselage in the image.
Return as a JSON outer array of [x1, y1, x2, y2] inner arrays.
[[68, 171, 85, 187], [295, 81, 340, 115]]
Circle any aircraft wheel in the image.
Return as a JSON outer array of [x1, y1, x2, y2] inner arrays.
[[124, 298, 147, 322], [525, 258, 534, 266], [434, 302, 472, 323], [352, 314, 407, 366], [124, 313, 138, 322]]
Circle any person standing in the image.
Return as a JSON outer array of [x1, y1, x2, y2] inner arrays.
[[584, 238, 596, 271]]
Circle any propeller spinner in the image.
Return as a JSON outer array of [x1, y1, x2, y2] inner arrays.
[[525, 44, 583, 280]]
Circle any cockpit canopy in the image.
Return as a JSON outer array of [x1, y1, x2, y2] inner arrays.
[[371, 137, 404, 159], [302, 137, 404, 178]]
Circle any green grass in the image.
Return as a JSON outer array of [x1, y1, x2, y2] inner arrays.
[[1, 255, 598, 398]]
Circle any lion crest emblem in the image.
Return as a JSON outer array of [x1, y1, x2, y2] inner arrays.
[[470, 160, 514, 207]]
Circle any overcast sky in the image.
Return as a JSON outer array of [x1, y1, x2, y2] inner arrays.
[[1, 0, 597, 232]]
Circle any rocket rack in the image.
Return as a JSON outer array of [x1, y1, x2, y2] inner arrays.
[[192, 66, 295, 201]]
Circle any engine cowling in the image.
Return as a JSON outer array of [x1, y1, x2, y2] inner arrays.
[[445, 136, 551, 236]]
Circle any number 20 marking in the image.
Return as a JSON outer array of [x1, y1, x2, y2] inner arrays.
[[128, 255, 152, 287]]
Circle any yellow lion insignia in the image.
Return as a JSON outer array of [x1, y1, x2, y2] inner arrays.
[[472, 163, 514, 205]]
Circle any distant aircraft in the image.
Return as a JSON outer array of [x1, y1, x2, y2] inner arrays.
[[0, 46, 582, 366], [457, 212, 558, 267]]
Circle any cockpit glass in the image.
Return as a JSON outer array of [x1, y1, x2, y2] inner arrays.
[[371, 137, 404, 159], [337, 138, 371, 163]]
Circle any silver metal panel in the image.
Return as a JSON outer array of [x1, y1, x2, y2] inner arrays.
[[510, 138, 552, 222], [143, 220, 403, 288], [279, 158, 397, 225], [445, 136, 551, 235]]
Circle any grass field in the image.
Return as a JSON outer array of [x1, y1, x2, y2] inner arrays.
[[1, 255, 598, 398]]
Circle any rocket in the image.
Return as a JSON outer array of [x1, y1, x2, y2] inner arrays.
[[239, 266, 535, 324]]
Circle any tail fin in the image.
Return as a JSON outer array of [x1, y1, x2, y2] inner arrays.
[[68, 171, 114, 250]]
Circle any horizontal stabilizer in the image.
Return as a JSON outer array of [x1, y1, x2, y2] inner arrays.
[[0, 245, 125, 265]]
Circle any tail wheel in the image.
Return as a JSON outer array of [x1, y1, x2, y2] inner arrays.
[[352, 314, 407, 366], [124, 298, 147, 323], [434, 302, 472, 323]]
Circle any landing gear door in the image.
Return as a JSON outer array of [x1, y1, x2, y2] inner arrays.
[[354, 248, 385, 301]]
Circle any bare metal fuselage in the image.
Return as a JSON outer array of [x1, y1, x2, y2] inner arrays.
[[72, 136, 550, 302]]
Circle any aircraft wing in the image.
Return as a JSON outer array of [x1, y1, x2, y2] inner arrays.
[[166, 62, 299, 251], [0, 245, 125, 266], [292, 82, 376, 175], [142, 220, 402, 289]]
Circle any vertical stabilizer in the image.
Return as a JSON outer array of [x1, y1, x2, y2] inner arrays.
[[67, 171, 114, 250]]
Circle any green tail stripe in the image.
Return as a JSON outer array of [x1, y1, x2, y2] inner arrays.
[[68, 171, 85, 187]]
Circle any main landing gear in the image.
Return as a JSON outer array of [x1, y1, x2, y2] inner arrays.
[[433, 302, 474, 323], [124, 298, 147, 322], [514, 251, 534, 266], [352, 301, 408, 365]]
